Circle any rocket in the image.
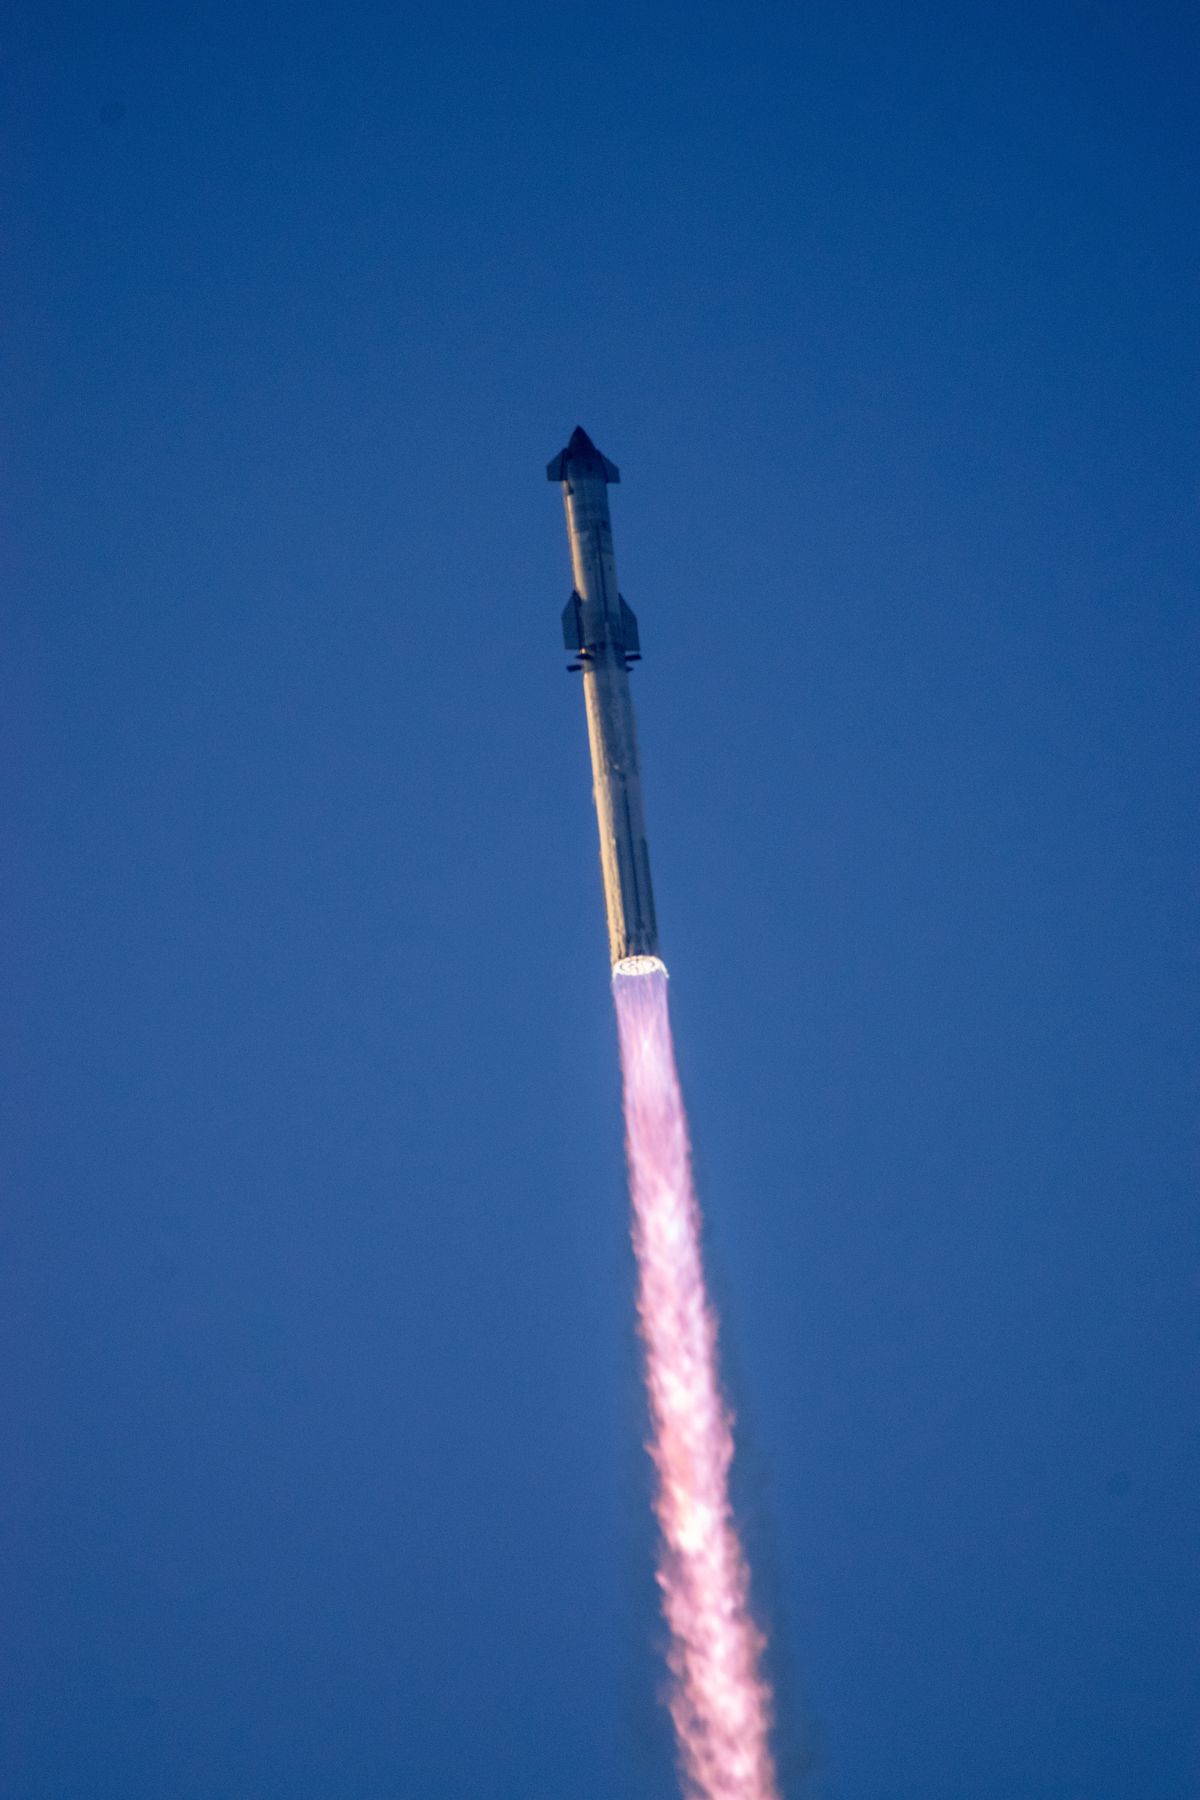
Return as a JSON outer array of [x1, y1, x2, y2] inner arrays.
[[548, 427, 660, 969]]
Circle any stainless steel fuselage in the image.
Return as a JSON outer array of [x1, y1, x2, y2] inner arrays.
[[549, 430, 658, 966]]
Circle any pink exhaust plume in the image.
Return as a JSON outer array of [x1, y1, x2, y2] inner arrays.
[[612, 958, 779, 1800]]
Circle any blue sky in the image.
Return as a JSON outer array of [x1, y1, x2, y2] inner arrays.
[[4, 3, 1197, 1797]]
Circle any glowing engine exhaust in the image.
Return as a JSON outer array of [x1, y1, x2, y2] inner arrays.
[[614, 960, 778, 1800]]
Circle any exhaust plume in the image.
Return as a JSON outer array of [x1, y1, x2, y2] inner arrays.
[[613, 957, 779, 1800]]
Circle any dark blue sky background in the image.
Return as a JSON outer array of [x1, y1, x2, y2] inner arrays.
[[4, 3, 1197, 1797]]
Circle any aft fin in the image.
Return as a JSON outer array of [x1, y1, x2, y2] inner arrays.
[[562, 591, 584, 652], [618, 596, 640, 656]]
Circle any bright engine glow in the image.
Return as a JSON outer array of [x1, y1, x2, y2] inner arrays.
[[612, 960, 779, 1800]]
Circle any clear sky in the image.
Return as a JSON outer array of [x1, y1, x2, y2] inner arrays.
[[4, 4, 1197, 1797]]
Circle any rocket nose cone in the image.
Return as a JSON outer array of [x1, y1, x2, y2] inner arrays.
[[546, 425, 621, 484]]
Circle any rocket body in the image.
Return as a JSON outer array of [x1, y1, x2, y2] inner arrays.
[[548, 428, 659, 967]]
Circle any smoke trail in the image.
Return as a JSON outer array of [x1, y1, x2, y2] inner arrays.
[[612, 957, 779, 1800]]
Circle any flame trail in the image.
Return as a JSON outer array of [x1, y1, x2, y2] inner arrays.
[[612, 957, 779, 1800]]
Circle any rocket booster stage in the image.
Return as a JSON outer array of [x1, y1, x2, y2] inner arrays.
[[548, 427, 659, 967]]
